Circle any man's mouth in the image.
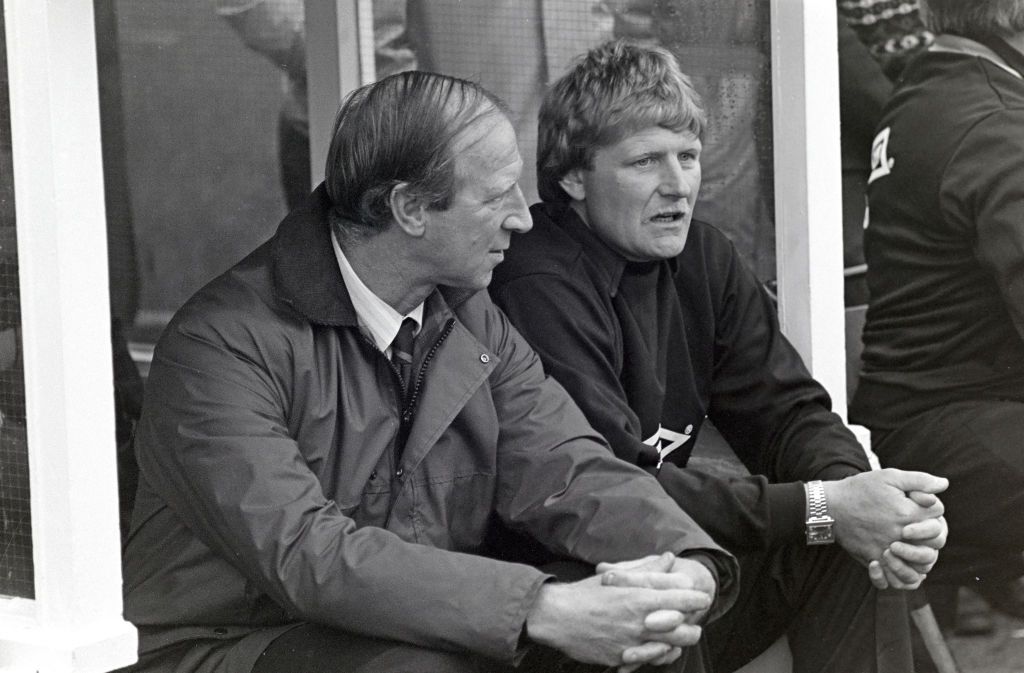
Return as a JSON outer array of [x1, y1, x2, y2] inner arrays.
[[649, 210, 686, 224]]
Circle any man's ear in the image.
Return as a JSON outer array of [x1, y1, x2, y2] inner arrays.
[[389, 182, 427, 237], [558, 169, 587, 202]]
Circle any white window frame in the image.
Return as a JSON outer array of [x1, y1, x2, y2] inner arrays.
[[770, 0, 850, 416], [305, 0, 375, 186], [0, 1, 137, 671]]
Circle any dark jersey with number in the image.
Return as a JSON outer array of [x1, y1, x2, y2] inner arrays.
[[852, 48, 1024, 430]]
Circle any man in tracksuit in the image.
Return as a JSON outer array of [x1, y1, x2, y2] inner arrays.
[[490, 40, 950, 673], [851, 0, 1024, 622]]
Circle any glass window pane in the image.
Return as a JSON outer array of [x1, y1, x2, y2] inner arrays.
[[403, 0, 775, 281], [0, 0, 35, 601]]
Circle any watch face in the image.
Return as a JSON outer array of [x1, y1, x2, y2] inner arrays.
[[806, 522, 835, 545]]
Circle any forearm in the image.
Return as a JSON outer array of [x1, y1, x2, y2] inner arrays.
[[653, 464, 806, 552]]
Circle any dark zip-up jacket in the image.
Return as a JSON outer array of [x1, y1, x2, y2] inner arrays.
[[122, 186, 736, 673], [491, 203, 868, 552], [851, 46, 1024, 429]]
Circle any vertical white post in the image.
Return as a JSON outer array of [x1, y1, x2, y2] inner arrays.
[[304, 0, 370, 187], [770, 0, 850, 417], [0, 1, 136, 670]]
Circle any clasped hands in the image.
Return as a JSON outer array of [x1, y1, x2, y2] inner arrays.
[[824, 468, 950, 590], [526, 551, 715, 672]]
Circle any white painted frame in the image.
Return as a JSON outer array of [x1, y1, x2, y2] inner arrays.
[[769, 0, 850, 417], [305, 0, 376, 187], [0, 1, 137, 671]]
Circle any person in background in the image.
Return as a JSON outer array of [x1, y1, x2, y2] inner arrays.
[[836, 1, 933, 308], [216, 1, 781, 290], [118, 70, 740, 673], [491, 40, 950, 673], [838, 0, 934, 80], [832, 7, 1006, 637], [214, 0, 415, 209], [851, 0, 1024, 635]]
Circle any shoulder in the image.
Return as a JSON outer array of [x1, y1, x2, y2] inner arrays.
[[492, 202, 588, 290], [886, 53, 1022, 136], [678, 220, 747, 285], [159, 242, 306, 359], [675, 220, 774, 327], [685, 219, 741, 257], [937, 96, 1024, 195]]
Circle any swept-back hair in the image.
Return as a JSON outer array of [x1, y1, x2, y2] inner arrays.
[[325, 71, 507, 236], [921, 0, 1024, 38], [537, 39, 706, 204]]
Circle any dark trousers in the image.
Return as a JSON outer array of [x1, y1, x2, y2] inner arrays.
[[250, 627, 493, 673], [250, 560, 699, 673], [249, 545, 906, 673], [872, 399, 1024, 589], [706, 544, 911, 673], [250, 623, 703, 673]]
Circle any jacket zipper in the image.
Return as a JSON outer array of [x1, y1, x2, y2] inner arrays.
[[382, 318, 456, 526]]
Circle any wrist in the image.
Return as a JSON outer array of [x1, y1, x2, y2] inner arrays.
[[767, 481, 810, 544], [525, 583, 565, 649], [675, 555, 717, 602], [804, 480, 836, 545]]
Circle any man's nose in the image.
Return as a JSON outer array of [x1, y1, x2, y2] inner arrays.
[[659, 158, 693, 198], [503, 185, 533, 233]]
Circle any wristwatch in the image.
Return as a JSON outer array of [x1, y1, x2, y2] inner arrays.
[[804, 480, 835, 545]]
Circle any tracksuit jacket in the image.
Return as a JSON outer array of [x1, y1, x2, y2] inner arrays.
[[851, 43, 1024, 429], [491, 202, 870, 553]]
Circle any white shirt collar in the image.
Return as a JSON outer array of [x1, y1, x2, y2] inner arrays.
[[331, 229, 423, 354]]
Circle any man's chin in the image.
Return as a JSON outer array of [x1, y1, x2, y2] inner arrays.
[[446, 272, 493, 292], [660, 229, 690, 257], [650, 237, 688, 260]]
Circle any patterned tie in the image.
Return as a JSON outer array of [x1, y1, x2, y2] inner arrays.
[[390, 317, 417, 395]]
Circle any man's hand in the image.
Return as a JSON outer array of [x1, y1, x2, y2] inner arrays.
[[596, 553, 717, 672], [824, 469, 948, 590], [869, 497, 948, 589], [596, 553, 716, 624], [525, 552, 714, 670]]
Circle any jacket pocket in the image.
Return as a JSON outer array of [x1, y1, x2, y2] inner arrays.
[[410, 472, 496, 551]]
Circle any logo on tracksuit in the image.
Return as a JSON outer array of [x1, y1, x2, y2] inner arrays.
[[644, 424, 694, 468], [868, 126, 895, 185]]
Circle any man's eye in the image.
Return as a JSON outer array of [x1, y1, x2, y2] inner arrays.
[[633, 157, 654, 168], [679, 152, 697, 162], [490, 185, 518, 205]]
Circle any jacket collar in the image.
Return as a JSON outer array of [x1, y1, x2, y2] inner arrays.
[[271, 183, 476, 326], [534, 201, 678, 297], [932, 34, 1024, 78], [535, 201, 627, 297]]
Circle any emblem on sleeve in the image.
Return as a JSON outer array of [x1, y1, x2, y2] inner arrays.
[[868, 127, 895, 185]]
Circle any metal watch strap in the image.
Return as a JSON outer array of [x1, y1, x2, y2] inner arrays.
[[804, 480, 835, 545], [806, 480, 829, 518]]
